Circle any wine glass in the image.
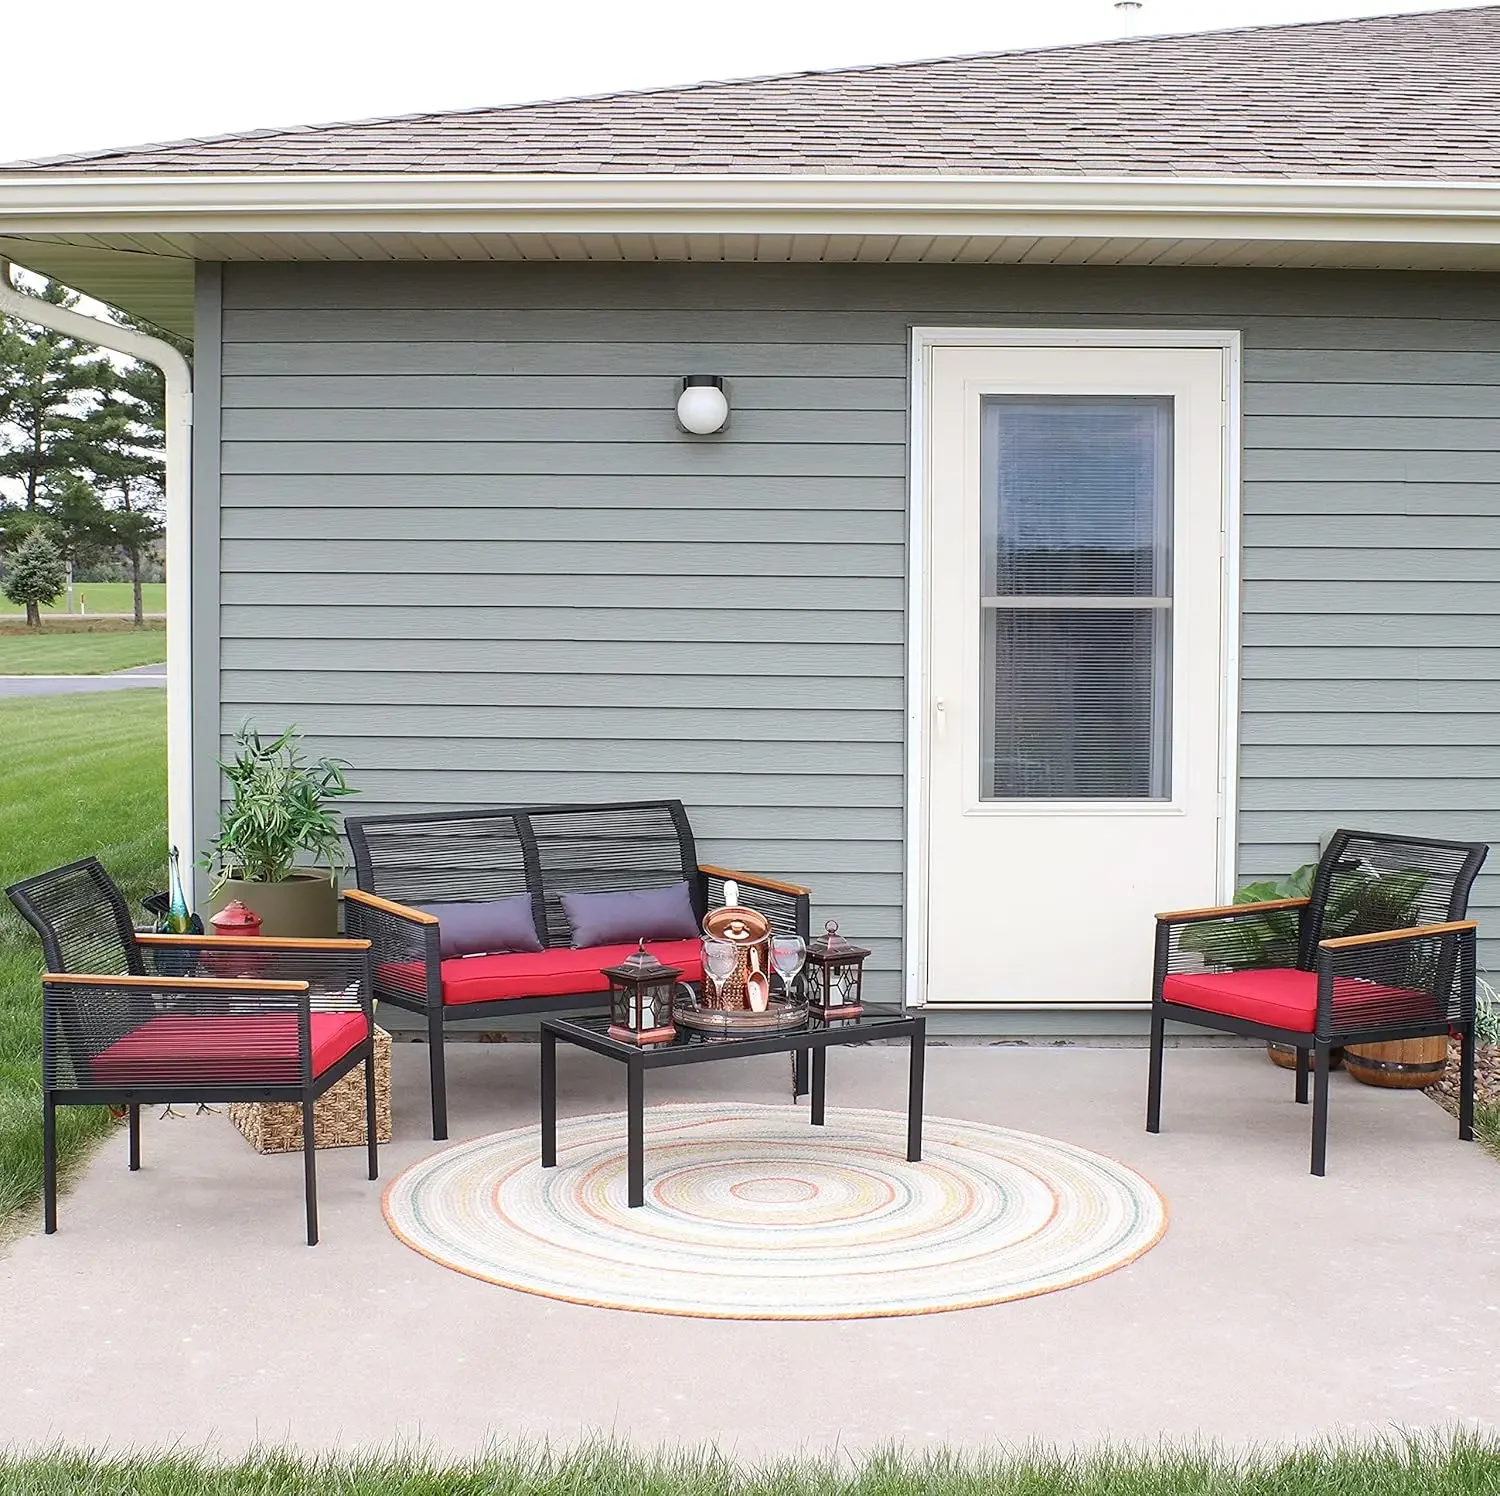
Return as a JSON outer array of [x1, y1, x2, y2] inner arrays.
[[770, 935, 806, 1005], [702, 939, 737, 1007]]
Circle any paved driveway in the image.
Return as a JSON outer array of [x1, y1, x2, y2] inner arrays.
[[0, 1042, 1494, 1458], [0, 663, 165, 697]]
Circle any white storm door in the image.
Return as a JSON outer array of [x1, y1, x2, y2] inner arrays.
[[922, 339, 1232, 1006]]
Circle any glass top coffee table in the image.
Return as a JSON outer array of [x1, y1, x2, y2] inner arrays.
[[539, 1009, 926, 1208]]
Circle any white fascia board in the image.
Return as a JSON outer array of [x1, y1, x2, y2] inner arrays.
[[5, 172, 1500, 247]]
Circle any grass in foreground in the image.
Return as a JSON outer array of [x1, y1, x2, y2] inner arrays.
[[0, 1433, 1496, 1495], [1477, 1101, 1500, 1160], [0, 691, 166, 1223], [0, 622, 167, 675], [0, 581, 166, 618]]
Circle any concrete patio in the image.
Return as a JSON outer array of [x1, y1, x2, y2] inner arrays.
[[0, 1038, 1494, 1459]]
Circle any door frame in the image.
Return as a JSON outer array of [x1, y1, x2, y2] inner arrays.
[[905, 326, 1243, 1010]]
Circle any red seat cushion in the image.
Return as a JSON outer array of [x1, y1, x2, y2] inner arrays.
[[380, 938, 704, 1007], [89, 1011, 368, 1087], [1162, 967, 1433, 1033]]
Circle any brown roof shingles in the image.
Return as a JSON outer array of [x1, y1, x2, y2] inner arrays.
[[8, 6, 1500, 179]]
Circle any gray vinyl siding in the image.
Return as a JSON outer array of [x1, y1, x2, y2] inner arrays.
[[209, 261, 1500, 996]]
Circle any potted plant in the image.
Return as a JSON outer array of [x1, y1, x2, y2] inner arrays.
[[204, 724, 359, 938]]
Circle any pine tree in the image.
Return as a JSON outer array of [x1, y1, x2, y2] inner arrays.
[[1, 283, 189, 624], [44, 470, 115, 574], [65, 373, 164, 625], [71, 312, 186, 625], [0, 280, 114, 522], [2, 528, 66, 628]]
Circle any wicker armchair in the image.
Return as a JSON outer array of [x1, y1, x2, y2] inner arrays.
[[1149, 829, 1487, 1174], [7, 857, 378, 1245]]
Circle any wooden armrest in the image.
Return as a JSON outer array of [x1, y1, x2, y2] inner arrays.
[[43, 972, 309, 992], [1156, 897, 1308, 922], [700, 864, 811, 898], [343, 888, 438, 925], [138, 933, 371, 951], [1320, 919, 1477, 951]]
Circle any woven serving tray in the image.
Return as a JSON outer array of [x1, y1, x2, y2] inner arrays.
[[673, 999, 809, 1035]]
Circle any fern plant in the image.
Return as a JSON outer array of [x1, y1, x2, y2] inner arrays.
[[205, 724, 359, 892]]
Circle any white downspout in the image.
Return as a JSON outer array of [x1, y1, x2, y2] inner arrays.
[[0, 258, 194, 870]]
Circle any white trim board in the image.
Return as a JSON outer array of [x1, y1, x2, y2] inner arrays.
[[7, 171, 1500, 240], [904, 326, 1243, 1011]]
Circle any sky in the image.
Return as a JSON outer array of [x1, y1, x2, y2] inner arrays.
[[0, 0, 1489, 164]]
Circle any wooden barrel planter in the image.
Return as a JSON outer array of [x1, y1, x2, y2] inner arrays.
[[1266, 1043, 1343, 1071], [1344, 1036, 1450, 1089]]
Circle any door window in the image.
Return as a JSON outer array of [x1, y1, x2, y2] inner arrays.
[[979, 396, 1173, 800]]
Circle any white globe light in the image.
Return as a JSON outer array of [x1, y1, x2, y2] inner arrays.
[[677, 380, 729, 435]]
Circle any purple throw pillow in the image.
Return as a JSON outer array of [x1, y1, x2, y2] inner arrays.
[[414, 895, 543, 960], [561, 881, 699, 949]]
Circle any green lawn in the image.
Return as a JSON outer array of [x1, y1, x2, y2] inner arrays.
[[0, 581, 167, 618], [0, 624, 167, 675], [0, 1435, 1496, 1495], [0, 691, 166, 1223]]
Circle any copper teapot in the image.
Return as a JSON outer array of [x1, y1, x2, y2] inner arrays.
[[701, 882, 772, 1012]]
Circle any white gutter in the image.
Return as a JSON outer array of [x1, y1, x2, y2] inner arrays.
[[6, 172, 1500, 248], [0, 259, 194, 871]]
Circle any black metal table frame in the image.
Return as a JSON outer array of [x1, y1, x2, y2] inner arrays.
[[539, 1012, 926, 1208]]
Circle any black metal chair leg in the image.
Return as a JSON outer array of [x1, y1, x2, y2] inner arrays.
[[42, 1095, 57, 1234], [364, 1039, 379, 1180], [1145, 1009, 1165, 1133], [1310, 1042, 1331, 1176], [427, 1008, 448, 1141], [540, 1029, 557, 1169], [907, 1021, 925, 1162], [1459, 1024, 1476, 1142], [626, 1061, 645, 1209], [302, 1095, 319, 1246], [1295, 1047, 1309, 1105]]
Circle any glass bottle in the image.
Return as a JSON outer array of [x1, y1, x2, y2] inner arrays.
[[166, 846, 192, 934]]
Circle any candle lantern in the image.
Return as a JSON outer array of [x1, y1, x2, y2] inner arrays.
[[604, 941, 682, 1045], [804, 919, 871, 1019]]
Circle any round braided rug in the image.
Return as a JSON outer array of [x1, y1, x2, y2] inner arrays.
[[383, 1103, 1167, 1319]]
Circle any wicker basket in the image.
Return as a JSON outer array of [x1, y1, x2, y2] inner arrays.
[[229, 1026, 392, 1153]]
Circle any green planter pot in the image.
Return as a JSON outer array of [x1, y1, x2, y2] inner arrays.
[[207, 873, 339, 939]]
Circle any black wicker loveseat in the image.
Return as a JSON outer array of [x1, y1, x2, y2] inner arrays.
[[344, 799, 811, 1138]]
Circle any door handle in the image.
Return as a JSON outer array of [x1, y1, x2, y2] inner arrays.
[[934, 697, 947, 741]]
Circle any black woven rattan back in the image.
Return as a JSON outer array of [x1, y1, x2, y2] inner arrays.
[[8, 859, 148, 1088], [346, 799, 699, 950], [7, 857, 143, 978], [1298, 829, 1488, 969], [349, 808, 532, 902], [526, 801, 699, 948]]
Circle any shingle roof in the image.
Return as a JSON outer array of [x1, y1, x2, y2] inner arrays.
[[12, 6, 1500, 178]]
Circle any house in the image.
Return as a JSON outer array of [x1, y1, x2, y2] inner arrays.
[[3, 5, 1499, 1032]]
